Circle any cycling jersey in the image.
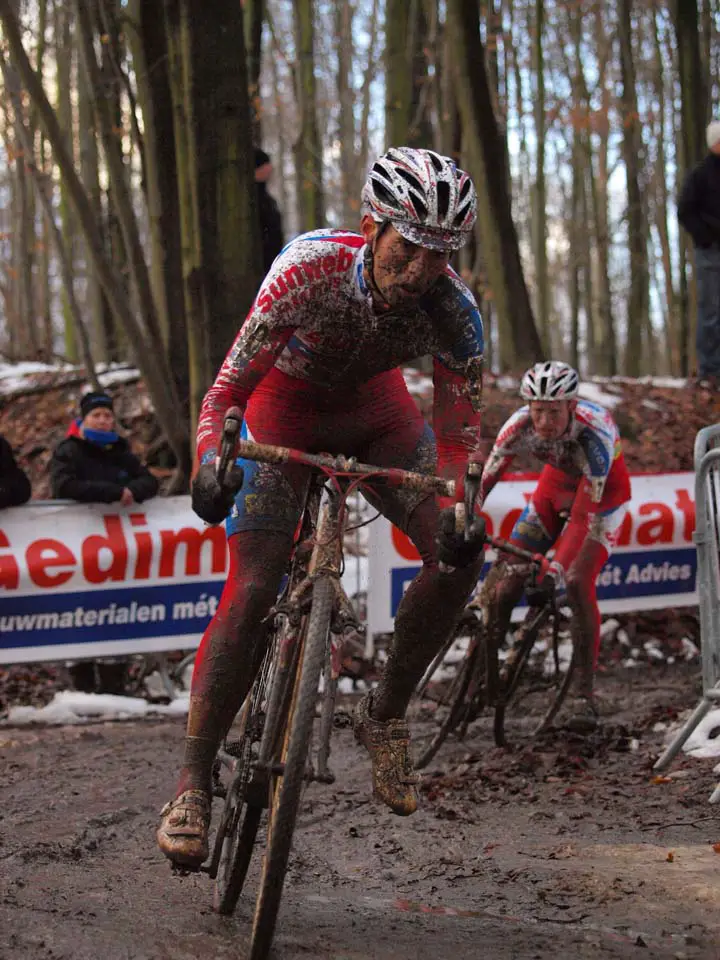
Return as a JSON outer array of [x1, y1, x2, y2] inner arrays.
[[479, 399, 630, 510], [197, 230, 485, 481]]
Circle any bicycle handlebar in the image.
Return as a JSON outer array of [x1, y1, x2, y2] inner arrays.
[[229, 436, 456, 498], [217, 408, 550, 579]]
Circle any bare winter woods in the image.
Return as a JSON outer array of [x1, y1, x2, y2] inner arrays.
[[0, 0, 714, 470]]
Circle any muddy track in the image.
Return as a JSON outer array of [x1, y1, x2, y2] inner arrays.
[[1, 661, 719, 960]]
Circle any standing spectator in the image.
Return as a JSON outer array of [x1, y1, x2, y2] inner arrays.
[[255, 146, 285, 274], [50, 391, 159, 694], [50, 391, 159, 505], [678, 120, 720, 385], [0, 435, 31, 508]]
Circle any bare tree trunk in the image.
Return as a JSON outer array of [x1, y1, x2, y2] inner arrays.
[[358, 0, 380, 178], [569, 135, 581, 372], [590, 5, 616, 376], [268, 30, 290, 221], [292, 0, 324, 230], [54, 0, 79, 360], [446, 0, 543, 368], [0, 0, 189, 466], [76, 0, 168, 360], [13, 112, 37, 357], [673, 0, 706, 375], [76, 18, 112, 363], [651, 0, 679, 373], [618, 0, 650, 376], [3, 48, 100, 386], [126, 0, 189, 417], [532, 0, 550, 353], [335, 0, 356, 227], [163, 0, 211, 430], [385, 0, 412, 146], [244, 0, 264, 140], [188, 1, 263, 373]]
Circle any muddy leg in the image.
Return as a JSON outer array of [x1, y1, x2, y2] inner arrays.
[[371, 496, 484, 722], [175, 530, 292, 797]]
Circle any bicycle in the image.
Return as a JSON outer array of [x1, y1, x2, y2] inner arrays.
[[202, 407, 457, 960], [412, 539, 576, 769]]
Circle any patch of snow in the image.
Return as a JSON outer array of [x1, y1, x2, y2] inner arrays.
[[0, 360, 140, 396], [0, 361, 68, 394], [3, 690, 189, 726], [600, 618, 621, 639], [593, 375, 688, 389], [577, 382, 622, 409], [542, 637, 573, 676], [643, 639, 665, 662], [338, 676, 368, 695], [681, 708, 720, 759], [681, 637, 700, 660], [97, 366, 140, 387]]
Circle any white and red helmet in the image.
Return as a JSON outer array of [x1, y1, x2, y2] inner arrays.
[[520, 361, 579, 401], [361, 147, 477, 252]]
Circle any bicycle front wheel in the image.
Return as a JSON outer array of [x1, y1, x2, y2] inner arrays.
[[249, 575, 334, 960]]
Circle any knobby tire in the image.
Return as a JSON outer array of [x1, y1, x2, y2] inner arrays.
[[249, 575, 334, 960]]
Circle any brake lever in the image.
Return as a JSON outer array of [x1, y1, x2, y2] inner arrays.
[[463, 462, 483, 541], [216, 406, 243, 487]]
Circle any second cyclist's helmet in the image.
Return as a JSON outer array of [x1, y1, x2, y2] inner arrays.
[[520, 361, 579, 401], [361, 147, 477, 252]]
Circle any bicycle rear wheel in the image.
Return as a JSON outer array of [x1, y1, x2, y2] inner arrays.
[[414, 616, 487, 770], [249, 575, 334, 960]]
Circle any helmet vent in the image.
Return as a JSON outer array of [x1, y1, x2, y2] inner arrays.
[[437, 181, 450, 219]]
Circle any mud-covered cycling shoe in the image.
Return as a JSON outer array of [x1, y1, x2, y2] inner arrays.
[[354, 693, 419, 816], [563, 695, 600, 734], [157, 789, 210, 867]]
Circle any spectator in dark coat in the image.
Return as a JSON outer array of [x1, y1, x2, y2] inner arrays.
[[50, 391, 158, 695], [255, 147, 285, 274], [50, 391, 158, 505], [0, 435, 31, 508], [678, 120, 720, 384]]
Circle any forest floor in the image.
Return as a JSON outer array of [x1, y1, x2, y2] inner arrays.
[[2, 659, 720, 960]]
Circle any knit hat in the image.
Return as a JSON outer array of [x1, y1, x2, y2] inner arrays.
[[707, 121, 720, 149], [80, 391, 113, 419]]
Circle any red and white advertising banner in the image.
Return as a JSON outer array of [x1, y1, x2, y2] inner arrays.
[[367, 472, 698, 637], [0, 472, 699, 664]]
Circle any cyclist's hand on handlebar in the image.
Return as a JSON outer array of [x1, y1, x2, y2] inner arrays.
[[436, 507, 486, 570], [191, 461, 244, 525], [528, 559, 566, 606]]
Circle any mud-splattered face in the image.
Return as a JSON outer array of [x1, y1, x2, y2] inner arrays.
[[529, 399, 575, 440], [361, 217, 450, 307]]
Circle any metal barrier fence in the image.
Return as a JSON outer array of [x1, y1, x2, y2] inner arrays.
[[654, 423, 720, 802]]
